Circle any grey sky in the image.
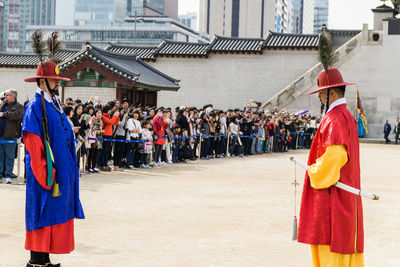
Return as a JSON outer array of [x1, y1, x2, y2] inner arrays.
[[56, 0, 384, 30]]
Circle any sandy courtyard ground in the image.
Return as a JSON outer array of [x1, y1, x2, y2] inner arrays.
[[0, 143, 399, 267]]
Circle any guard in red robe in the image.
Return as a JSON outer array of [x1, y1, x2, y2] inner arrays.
[[297, 68, 364, 267]]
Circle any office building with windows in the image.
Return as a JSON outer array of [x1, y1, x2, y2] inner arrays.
[[199, 0, 297, 38], [314, 0, 328, 33], [127, 0, 178, 20], [1, 0, 55, 52], [292, 0, 315, 34], [74, 0, 127, 26], [178, 12, 197, 30], [25, 17, 209, 52]]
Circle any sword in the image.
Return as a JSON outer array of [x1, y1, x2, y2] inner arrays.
[[290, 156, 379, 200]]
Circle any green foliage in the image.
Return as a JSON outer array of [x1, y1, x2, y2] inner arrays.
[[31, 30, 47, 63], [392, 0, 400, 16], [318, 30, 335, 72]]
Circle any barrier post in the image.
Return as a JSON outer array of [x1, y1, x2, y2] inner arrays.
[[17, 139, 21, 178], [14, 139, 25, 185], [226, 134, 230, 156], [198, 133, 202, 158]]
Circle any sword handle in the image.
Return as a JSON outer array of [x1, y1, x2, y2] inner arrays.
[[290, 157, 379, 201]]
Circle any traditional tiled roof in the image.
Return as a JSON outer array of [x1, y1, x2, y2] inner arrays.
[[59, 44, 180, 90], [105, 44, 157, 60], [156, 41, 208, 56], [0, 50, 78, 68], [264, 31, 319, 49], [0, 30, 361, 68], [329, 29, 361, 37], [208, 35, 264, 52]]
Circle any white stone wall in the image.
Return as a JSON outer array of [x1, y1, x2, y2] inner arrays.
[[64, 87, 116, 104], [0, 68, 37, 103], [151, 50, 318, 110]]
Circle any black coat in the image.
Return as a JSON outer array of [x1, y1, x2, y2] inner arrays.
[[1, 100, 24, 139]]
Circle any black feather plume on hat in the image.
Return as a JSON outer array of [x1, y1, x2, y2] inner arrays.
[[318, 30, 335, 72], [31, 30, 47, 63], [46, 32, 62, 63]]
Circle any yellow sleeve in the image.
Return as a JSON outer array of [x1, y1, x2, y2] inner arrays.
[[308, 144, 348, 189]]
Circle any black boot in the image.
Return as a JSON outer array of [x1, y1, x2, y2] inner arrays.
[[27, 251, 46, 266], [44, 253, 61, 267], [26, 263, 47, 267]]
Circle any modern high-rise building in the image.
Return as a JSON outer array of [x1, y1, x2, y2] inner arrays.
[[25, 16, 209, 52], [275, 0, 293, 33], [127, 0, 178, 20], [199, 0, 296, 38], [0, 2, 4, 50], [1, 0, 55, 52], [178, 12, 197, 30], [74, 0, 127, 26], [314, 0, 328, 33], [292, 0, 315, 34]]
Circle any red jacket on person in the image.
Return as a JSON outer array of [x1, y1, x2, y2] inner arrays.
[[102, 113, 120, 136], [153, 116, 169, 145], [297, 104, 364, 254]]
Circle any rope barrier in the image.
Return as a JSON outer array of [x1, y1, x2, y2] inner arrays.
[[70, 132, 314, 144], [0, 139, 18, 144]]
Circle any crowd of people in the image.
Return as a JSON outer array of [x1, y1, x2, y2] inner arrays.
[[0, 91, 327, 181], [60, 96, 321, 174]]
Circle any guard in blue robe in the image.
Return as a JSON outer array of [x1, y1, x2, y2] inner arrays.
[[23, 58, 84, 267]]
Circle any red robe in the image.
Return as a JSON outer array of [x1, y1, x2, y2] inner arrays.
[[298, 104, 364, 254], [24, 131, 75, 254]]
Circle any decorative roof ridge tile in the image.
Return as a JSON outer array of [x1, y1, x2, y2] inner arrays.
[[105, 43, 158, 50], [212, 35, 265, 41], [267, 30, 318, 38], [88, 43, 139, 60]]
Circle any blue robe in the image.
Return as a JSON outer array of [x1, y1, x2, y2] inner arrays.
[[356, 116, 365, 138], [22, 92, 84, 231]]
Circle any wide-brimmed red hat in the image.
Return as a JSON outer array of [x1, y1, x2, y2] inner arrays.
[[25, 61, 70, 82], [309, 68, 355, 95]]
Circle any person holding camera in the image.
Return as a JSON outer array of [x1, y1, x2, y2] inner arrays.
[[99, 105, 119, 171], [228, 116, 243, 157], [113, 107, 128, 170], [0, 89, 24, 184], [126, 109, 142, 168]]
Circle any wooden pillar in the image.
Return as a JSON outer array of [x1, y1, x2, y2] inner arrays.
[[61, 86, 65, 103], [116, 87, 122, 100]]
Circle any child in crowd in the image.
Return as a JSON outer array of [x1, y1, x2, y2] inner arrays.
[[250, 120, 259, 155], [256, 120, 265, 154], [181, 129, 193, 162], [140, 120, 153, 168], [172, 124, 182, 163]]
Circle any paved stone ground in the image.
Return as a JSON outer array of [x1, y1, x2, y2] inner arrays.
[[0, 144, 398, 267]]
